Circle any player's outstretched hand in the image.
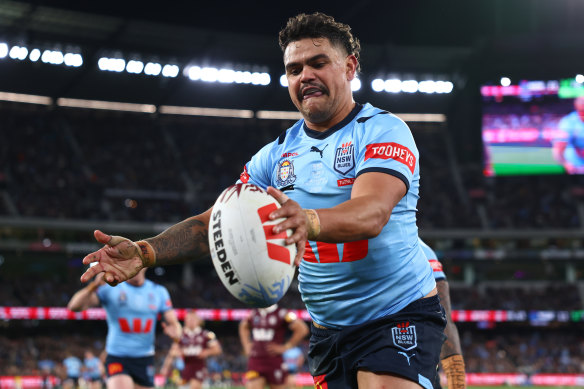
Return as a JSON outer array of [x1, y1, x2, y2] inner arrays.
[[266, 186, 306, 266], [80, 230, 147, 286]]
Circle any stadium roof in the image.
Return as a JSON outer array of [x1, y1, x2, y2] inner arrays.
[[1, 0, 583, 111]]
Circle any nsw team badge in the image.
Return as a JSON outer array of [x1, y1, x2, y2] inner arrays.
[[391, 321, 417, 351], [276, 159, 296, 186], [334, 141, 355, 174]]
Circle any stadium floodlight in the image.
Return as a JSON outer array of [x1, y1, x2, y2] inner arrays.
[[251, 72, 264, 85], [162, 64, 179, 78], [64, 53, 83, 67], [29, 48, 41, 62], [41, 50, 64, 65], [126, 60, 144, 74], [576, 74, 584, 84], [500, 77, 511, 87], [187, 66, 202, 80], [384, 79, 401, 93], [371, 79, 384, 92], [218, 68, 236, 83], [418, 80, 436, 94], [0, 43, 7, 58], [351, 78, 361, 92], [401, 80, 419, 93], [9, 46, 28, 60], [201, 67, 218, 82], [435, 81, 454, 94], [280, 74, 288, 87], [144, 62, 162, 76], [260, 72, 271, 86]]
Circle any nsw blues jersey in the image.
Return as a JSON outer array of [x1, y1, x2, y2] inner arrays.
[[83, 356, 102, 379], [419, 238, 446, 281], [239, 103, 435, 328], [63, 356, 82, 377], [97, 279, 172, 357]]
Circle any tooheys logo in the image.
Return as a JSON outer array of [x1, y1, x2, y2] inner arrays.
[[364, 142, 416, 174], [211, 210, 239, 285]]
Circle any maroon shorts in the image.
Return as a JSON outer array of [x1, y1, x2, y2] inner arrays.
[[245, 357, 287, 385], [182, 358, 207, 382]]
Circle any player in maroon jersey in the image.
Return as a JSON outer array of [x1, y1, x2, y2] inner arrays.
[[239, 305, 309, 389], [160, 310, 222, 389]]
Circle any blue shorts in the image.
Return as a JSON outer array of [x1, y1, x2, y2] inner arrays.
[[308, 294, 446, 389], [105, 355, 155, 387]]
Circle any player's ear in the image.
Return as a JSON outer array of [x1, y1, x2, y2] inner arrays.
[[346, 54, 357, 81]]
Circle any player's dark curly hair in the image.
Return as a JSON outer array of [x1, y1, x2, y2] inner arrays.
[[278, 12, 361, 72]]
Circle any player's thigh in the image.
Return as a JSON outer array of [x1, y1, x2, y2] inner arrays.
[[269, 384, 286, 389], [357, 370, 421, 389], [245, 377, 267, 389], [188, 378, 203, 389], [106, 374, 134, 389]]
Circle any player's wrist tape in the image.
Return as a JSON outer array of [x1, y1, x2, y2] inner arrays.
[[305, 209, 321, 240], [135, 240, 157, 267], [442, 354, 466, 389]]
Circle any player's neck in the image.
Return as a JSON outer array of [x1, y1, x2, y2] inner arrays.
[[304, 100, 356, 132]]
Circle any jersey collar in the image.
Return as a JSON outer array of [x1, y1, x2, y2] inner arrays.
[[303, 103, 363, 139]]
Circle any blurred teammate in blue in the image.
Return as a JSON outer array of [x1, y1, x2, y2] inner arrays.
[[80, 12, 445, 389], [420, 238, 466, 389], [68, 269, 181, 389], [83, 350, 104, 389], [282, 346, 305, 388], [554, 96, 584, 173], [62, 353, 82, 389]]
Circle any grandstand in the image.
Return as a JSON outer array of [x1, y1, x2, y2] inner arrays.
[[1, 0, 584, 388]]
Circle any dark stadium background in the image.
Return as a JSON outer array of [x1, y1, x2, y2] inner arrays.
[[1, 0, 583, 387]]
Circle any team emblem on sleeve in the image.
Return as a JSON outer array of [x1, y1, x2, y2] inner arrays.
[[276, 159, 296, 186], [391, 321, 417, 351], [334, 141, 355, 174]]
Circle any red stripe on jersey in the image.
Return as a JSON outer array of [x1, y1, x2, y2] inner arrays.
[[118, 318, 131, 333], [317, 242, 340, 263], [303, 242, 318, 263], [342, 240, 368, 262]]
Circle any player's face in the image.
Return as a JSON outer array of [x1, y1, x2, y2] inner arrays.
[[284, 37, 357, 128], [185, 312, 201, 329]]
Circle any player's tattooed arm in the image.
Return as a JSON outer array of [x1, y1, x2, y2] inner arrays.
[[145, 210, 212, 265], [437, 279, 463, 359]]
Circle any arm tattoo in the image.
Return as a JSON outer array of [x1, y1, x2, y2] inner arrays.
[[145, 217, 209, 265], [437, 280, 464, 358]]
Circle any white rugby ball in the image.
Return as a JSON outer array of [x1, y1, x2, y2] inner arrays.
[[208, 183, 297, 307]]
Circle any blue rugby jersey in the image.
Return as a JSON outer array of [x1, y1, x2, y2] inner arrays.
[[96, 279, 172, 357], [239, 102, 435, 328], [419, 238, 446, 281], [63, 356, 82, 378]]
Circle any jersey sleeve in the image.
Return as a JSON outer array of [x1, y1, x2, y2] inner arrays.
[[355, 114, 418, 191], [419, 238, 446, 281], [95, 285, 109, 306], [157, 285, 173, 313], [237, 141, 276, 188]]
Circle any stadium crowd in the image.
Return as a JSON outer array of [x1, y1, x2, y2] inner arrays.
[[2, 102, 584, 229], [2, 325, 583, 378]]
